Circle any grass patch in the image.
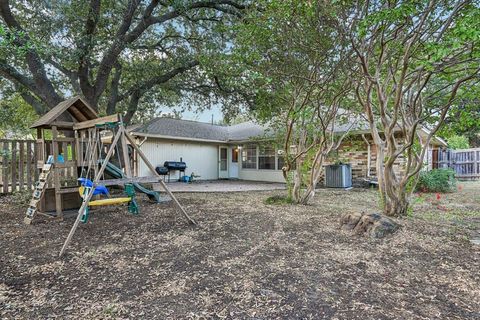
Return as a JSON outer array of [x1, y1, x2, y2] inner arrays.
[[264, 195, 293, 205]]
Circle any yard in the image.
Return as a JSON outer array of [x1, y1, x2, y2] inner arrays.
[[1, 182, 479, 319]]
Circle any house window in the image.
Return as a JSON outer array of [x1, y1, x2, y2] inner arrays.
[[242, 145, 257, 169], [232, 148, 238, 163], [259, 146, 275, 170]]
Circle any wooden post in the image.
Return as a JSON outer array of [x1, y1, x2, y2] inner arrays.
[[26, 141, 32, 190], [119, 126, 132, 178], [59, 128, 123, 257], [33, 139, 39, 182], [52, 126, 63, 218], [74, 130, 79, 180], [474, 149, 478, 176], [19, 142, 24, 191], [124, 131, 196, 225], [37, 128, 46, 165], [2, 141, 8, 193], [92, 128, 99, 179], [11, 140, 17, 193]]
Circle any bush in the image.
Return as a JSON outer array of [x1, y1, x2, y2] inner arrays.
[[447, 135, 470, 150], [416, 169, 456, 193]]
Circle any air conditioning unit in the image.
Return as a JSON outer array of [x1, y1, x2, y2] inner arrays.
[[325, 164, 352, 188]]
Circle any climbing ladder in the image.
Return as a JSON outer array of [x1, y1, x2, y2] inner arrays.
[[24, 163, 53, 224]]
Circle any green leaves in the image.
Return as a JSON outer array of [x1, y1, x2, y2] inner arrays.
[[0, 25, 33, 59], [447, 135, 470, 149], [0, 94, 38, 139]]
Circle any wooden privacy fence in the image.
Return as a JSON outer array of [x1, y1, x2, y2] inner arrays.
[[437, 148, 480, 180], [0, 139, 79, 194], [1, 139, 38, 193]]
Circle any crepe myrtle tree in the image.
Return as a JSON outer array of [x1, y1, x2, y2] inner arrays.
[[278, 88, 355, 205], [234, 0, 356, 204], [0, 0, 248, 123], [342, 0, 480, 216]]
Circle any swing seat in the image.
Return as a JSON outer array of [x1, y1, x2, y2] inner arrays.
[[88, 197, 131, 206], [78, 183, 140, 224], [77, 178, 109, 196]]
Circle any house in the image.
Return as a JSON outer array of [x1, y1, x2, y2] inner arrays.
[[130, 118, 285, 183], [130, 117, 447, 183]]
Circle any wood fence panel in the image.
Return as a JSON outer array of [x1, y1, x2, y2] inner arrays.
[[2, 141, 8, 193], [438, 148, 480, 180], [0, 139, 38, 193], [19, 142, 24, 190], [33, 141, 39, 181], [11, 141, 17, 192], [26, 141, 32, 188]]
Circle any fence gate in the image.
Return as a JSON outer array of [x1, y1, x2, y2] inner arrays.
[[437, 148, 480, 180]]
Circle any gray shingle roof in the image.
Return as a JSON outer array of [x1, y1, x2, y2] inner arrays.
[[132, 117, 267, 142], [227, 121, 269, 141], [131, 117, 365, 143], [131, 116, 447, 147], [133, 117, 229, 141]]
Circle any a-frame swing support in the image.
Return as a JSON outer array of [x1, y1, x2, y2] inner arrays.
[[59, 121, 196, 257]]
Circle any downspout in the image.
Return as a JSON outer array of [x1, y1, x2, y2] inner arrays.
[[361, 134, 371, 178]]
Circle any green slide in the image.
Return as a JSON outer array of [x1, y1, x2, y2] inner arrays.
[[102, 160, 168, 203]]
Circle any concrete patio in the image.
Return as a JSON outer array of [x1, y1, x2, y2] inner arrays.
[[163, 180, 286, 193]]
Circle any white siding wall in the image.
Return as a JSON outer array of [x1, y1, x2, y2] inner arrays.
[[238, 168, 285, 183], [137, 138, 219, 180]]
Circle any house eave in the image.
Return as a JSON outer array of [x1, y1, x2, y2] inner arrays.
[[131, 132, 228, 144], [419, 128, 448, 147]]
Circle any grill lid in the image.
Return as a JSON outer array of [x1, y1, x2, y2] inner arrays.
[[163, 161, 187, 170]]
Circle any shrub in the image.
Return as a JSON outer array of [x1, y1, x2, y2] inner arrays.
[[447, 135, 470, 150], [416, 169, 456, 193]]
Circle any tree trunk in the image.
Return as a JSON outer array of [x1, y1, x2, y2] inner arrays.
[[375, 144, 388, 211], [298, 151, 324, 205], [384, 194, 409, 217], [382, 160, 410, 217], [292, 169, 302, 203]]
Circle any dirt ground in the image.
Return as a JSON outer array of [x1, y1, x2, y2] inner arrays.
[[1, 182, 479, 319]]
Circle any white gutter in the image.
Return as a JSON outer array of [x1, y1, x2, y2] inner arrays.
[[131, 132, 227, 144]]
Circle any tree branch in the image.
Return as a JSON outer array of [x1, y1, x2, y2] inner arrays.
[[117, 60, 199, 102], [0, 0, 61, 108]]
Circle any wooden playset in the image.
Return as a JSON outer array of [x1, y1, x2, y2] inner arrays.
[[25, 96, 196, 256]]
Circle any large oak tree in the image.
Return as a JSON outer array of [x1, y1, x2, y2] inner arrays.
[[0, 0, 247, 123]]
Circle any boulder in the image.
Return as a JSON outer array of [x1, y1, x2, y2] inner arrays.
[[340, 212, 400, 238]]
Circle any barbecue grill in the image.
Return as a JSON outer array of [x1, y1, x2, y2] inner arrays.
[[163, 161, 187, 171], [155, 166, 169, 175], [161, 161, 187, 182]]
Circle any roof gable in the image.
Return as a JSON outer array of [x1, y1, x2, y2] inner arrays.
[[31, 96, 98, 129]]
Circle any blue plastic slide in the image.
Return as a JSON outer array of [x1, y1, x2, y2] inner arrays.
[[101, 160, 167, 203]]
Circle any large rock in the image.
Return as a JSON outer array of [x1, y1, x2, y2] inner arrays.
[[340, 212, 400, 238]]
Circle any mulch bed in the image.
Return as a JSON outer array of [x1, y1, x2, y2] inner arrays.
[[1, 185, 479, 319]]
